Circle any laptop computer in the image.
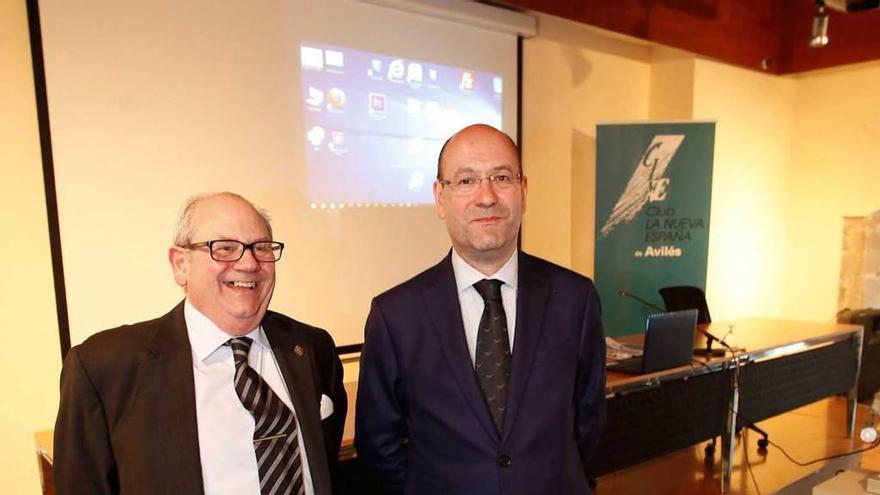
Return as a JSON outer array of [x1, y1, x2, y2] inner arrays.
[[607, 309, 698, 374]]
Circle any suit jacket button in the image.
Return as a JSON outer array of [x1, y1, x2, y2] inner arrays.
[[497, 455, 512, 467]]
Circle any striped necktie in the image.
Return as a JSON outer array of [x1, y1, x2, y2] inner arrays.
[[229, 337, 305, 495]]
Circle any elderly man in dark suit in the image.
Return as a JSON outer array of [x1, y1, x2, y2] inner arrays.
[[355, 124, 606, 495], [54, 191, 346, 495]]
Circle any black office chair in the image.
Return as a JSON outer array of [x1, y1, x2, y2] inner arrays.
[[657, 285, 770, 455], [658, 285, 712, 324]]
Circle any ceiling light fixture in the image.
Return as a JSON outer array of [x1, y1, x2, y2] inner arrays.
[[810, 0, 830, 47]]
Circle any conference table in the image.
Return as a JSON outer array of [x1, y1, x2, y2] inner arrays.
[[598, 318, 863, 492], [35, 319, 863, 495]]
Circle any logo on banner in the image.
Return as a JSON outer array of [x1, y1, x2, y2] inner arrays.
[[600, 134, 685, 237]]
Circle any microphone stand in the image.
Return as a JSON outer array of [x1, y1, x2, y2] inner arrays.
[[693, 332, 726, 358]]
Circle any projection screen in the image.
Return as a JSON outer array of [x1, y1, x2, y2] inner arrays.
[[38, 0, 529, 347]]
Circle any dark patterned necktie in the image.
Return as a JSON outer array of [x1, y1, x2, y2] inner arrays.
[[229, 337, 305, 495], [473, 279, 511, 433]]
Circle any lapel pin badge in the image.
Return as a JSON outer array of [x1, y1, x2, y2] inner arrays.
[[294, 345, 304, 357]]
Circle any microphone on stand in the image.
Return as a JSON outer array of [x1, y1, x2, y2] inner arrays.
[[618, 289, 664, 312], [618, 289, 728, 357]]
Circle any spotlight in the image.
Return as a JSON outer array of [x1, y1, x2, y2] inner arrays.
[[810, 0, 830, 47]]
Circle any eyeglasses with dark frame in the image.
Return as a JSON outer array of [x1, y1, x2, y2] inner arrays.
[[437, 173, 523, 197], [183, 239, 285, 262]]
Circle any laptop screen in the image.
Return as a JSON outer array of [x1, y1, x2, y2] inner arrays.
[[641, 309, 698, 373]]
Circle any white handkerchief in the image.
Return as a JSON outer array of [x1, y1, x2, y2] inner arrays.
[[320, 394, 334, 420]]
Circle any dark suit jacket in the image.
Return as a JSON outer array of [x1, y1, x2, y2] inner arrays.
[[355, 251, 606, 495], [53, 302, 347, 495]]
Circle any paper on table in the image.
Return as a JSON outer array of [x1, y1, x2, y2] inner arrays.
[[605, 336, 643, 361]]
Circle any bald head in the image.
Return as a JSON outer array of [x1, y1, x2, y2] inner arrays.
[[436, 124, 521, 180], [432, 124, 527, 275], [173, 191, 272, 247]]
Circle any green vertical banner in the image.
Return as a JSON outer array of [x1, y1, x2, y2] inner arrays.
[[595, 122, 715, 336]]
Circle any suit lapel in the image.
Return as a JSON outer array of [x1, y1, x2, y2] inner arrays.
[[502, 252, 551, 444], [264, 317, 331, 494], [144, 302, 205, 494], [423, 255, 499, 443]]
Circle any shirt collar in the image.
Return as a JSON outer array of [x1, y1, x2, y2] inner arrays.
[[184, 300, 269, 362], [451, 248, 518, 294]]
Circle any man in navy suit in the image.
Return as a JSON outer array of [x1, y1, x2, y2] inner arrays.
[[355, 124, 606, 494]]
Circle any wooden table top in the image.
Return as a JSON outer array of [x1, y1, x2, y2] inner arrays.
[[607, 318, 862, 388]]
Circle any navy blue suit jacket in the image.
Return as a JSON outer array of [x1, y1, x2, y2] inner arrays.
[[355, 252, 606, 495]]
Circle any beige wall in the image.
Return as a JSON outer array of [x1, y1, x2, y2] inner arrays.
[[1, 0, 63, 492], [521, 16, 651, 275], [521, 12, 878, 328], [783, 61, 880, 321], [692, 58, 798, 322], [649, 47, 695, 120]]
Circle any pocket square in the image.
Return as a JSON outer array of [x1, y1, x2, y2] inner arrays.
[[320, 394, 334, 420]]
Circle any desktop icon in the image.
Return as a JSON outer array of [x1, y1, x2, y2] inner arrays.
[[493, 76, 503, 95], [460, 71, 475, 91], [369, 93, 386, 115], [306, 86, 324, 107], [387, 59, 405, 82], [307, 126, 326, 147], [407, 63, 423, 84], [408, 169, 426, 192], [326, 88, 346, 110], [428, 68, 438, 81], [325, 50, 344, 70], [301, 46, 324, 69], [329, 131, 346, 154], [368, 59, 383, 78]]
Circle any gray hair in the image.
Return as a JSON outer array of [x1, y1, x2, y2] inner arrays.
[[172, 191, 273, 246]]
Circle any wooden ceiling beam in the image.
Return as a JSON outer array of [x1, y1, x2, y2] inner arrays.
[[500, 0, 880, 74]]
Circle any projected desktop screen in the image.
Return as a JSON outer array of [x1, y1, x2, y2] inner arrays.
[[38, 0, 520, 347], [300, 43, 503, 207]]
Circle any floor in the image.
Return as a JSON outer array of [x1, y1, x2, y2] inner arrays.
[[596, 396, 880, 495]]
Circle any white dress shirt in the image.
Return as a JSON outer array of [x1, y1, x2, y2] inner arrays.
[[185, 301, 314, 495], [451, 249, 518, 365]]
